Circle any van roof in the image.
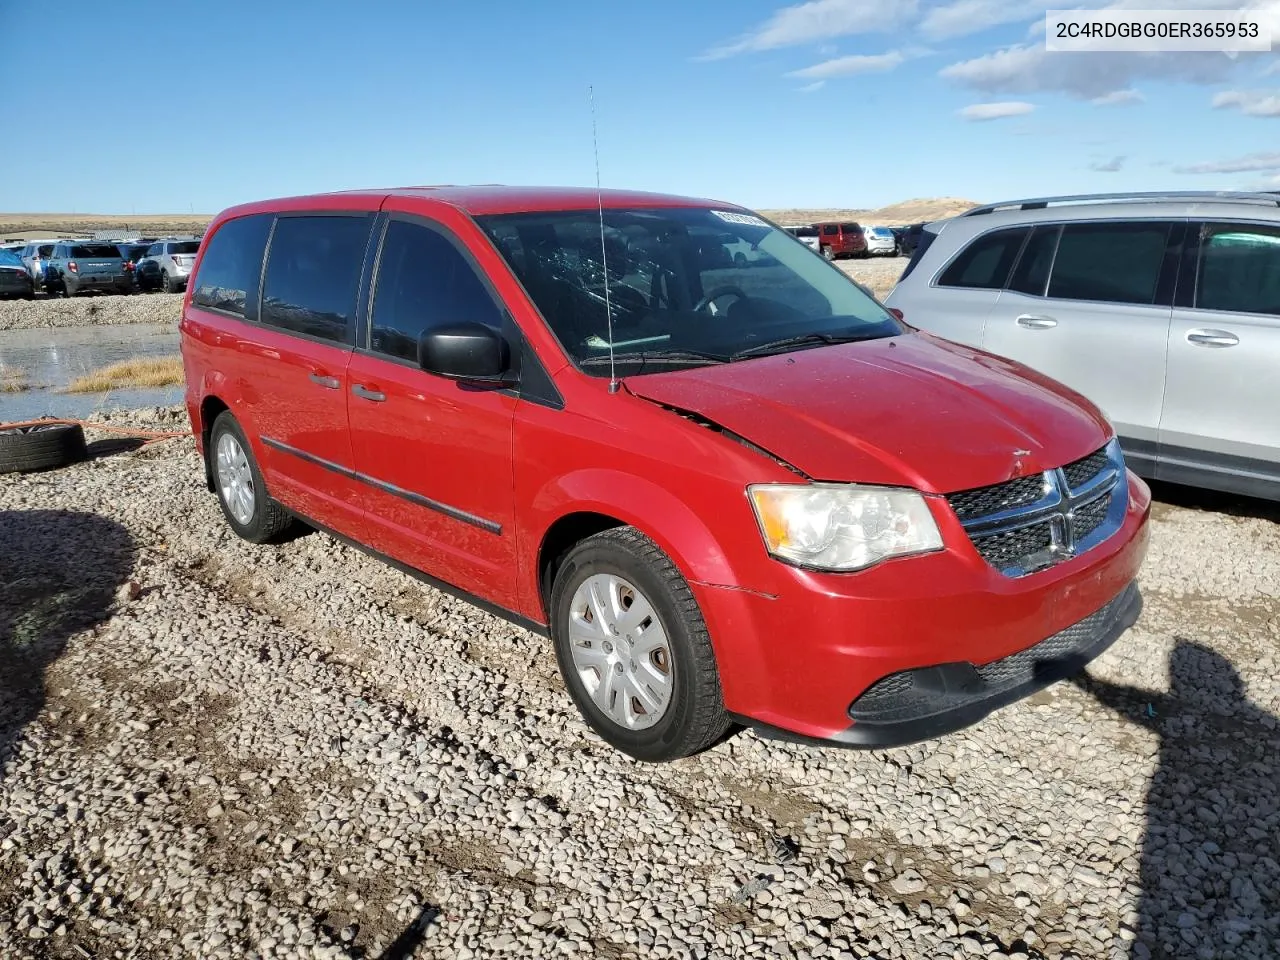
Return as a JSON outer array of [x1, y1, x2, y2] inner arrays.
[[214, 185, 739, 222]]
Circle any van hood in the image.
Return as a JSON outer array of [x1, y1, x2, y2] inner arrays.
[[624, 333, 1112, 493]]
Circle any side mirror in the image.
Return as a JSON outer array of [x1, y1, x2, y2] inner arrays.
[[419, 322, 510, 382]]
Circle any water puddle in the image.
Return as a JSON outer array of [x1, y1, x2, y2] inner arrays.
[[0, 324, 182, 422]]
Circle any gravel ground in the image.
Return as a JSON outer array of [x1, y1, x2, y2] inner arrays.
[[0, 294, 183, 332], [2, 408, 1278, 960], [0, 257, 905, 334]]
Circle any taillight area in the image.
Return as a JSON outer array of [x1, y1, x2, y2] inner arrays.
[[887, 308, 904, 321], [67, 261, 79, 273]]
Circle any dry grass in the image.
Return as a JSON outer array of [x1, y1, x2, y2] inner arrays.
[[0, 365, 28, 393], [64, 356, 185, 393]]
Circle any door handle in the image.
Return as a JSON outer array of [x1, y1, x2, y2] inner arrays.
[[1016, 314, 1058, 330], [352, 384, 386, 402], [308, 371, 340, 389], [1186, 329, 1239, 348]]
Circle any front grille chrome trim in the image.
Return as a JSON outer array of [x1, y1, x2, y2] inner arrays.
[[947, 439, 1128, 578]]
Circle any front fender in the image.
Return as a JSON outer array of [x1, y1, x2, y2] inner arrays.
[[527, 467, 757, 593]]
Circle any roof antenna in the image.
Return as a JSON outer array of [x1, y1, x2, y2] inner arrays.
[[589, 85, 619, 394]]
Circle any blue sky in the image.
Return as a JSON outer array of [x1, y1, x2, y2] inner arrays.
[[5, 0, 1280, 213]]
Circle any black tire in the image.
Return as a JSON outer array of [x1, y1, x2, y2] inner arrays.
[[63, 277, 77, 297], [208, 411, 296, 544], [821, 246, 834, 261], [0, 423, 87, 473], [162, 270, 175, 293], [549, 526, 729, 762]]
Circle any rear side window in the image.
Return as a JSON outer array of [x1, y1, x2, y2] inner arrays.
[[170, 241, 200, 255], [192, 214, 272, 317], [262, 215, 372, 343], [1047, 222, 1170, 305], [821, 225, 838, 236], [1195, 223, 1280, 316], [1008, 225, 1060, 296], [369, 219, 504, 363], [938, 227, 1028, 289], [841, 223, 861, 233]]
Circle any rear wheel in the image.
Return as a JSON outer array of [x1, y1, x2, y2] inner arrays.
[[161, 270, 174, 293], [63, 278, 77, 297], [209, 411, 296, 544], [821, 246, 834, 261], [549, 527, 729, 762]]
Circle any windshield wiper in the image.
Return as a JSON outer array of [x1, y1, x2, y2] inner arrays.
[[730, 331, 883, 361], [580, 348, 729, 366]]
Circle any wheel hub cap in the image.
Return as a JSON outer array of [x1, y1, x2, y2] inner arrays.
[[215, 432, 256, 525], [568, 574, 673, 731]]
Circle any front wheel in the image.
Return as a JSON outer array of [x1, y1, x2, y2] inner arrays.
[[209, 411, 297, 543], [550, 527, 730, 762], [821, 246, 834, 261]]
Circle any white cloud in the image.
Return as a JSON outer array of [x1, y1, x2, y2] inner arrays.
[[1090, 156, 1127, 172], [788, 50, 906, 78], [1212, 89, 1280, 116], [1263, 60, 1280, 76], [699, 0, 914, 60], [798, 80, 826, 92], [958, 101, 1036, 121], [920, 0, 1044, 40], [1173, 151, 1280, 174], [1092, 89, 1144, 106]]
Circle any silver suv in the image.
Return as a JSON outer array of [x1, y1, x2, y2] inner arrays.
[[136, 237, 201, 292], [885, 191, 1280, 501]]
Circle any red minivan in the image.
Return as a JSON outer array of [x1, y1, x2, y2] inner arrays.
[[180, 186, 1150, 762], [814, 221, 868, 260]]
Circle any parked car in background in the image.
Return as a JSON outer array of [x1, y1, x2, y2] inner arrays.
[[813, 221, 867, 260], [115, 242, 150, 287], [898, 223, 926, 259], [43, 242, 132, 297], [0, 249, 35, 299], [137, 238, 201, 292], [862, 225, 897, 256], [20, 241, 58, 286], [782, 224, 822, 253], [181, 185, 1149, 762], [885, 191, 1280, 501]]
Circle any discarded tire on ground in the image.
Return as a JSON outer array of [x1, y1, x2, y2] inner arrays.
[[0, 422, 88, 473]]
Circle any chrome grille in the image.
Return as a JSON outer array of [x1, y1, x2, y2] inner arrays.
[[947, 474, 1047, 521], [1062, 448, 1110, 490], [946, 441, 1126, 577]]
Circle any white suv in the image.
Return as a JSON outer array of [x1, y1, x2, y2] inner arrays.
[[885, 191, 1280, 501]]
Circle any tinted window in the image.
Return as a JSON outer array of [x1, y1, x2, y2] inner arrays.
[[261, 215, 371, 343], [170, 241, 200, 255], [938, 228, 1027, 289], [146, 244, 162, 257], [1196, 223, 1280, 316], [1008, 225, 1060, 296], [821, 225, 838, 236], [70, 244, 121, 258], [368, 220, 503, 363], [192, 214, 272, 317], [792, 226, 818, 238], [840, 223, 861, 232], [1047, 222, 1170, 305]]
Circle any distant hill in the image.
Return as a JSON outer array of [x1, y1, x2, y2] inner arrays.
[[759, 197, 978, 226], [1, 196, 980, 241]]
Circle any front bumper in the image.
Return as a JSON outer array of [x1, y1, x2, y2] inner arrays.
[[751, 581, 1140, 748], [695, 470, 1151, 746]]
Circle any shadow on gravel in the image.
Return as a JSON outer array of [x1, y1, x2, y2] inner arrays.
[[1072, 641, 1280, 958], [86, 437, 146, 459], [1146, 479, 1280, 524], [0, 509, 135, 780]]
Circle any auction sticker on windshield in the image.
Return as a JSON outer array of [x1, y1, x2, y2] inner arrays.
[[711, 211, 770, 228]]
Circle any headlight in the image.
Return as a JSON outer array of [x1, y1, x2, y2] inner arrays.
[[748, 483, 943, 571]]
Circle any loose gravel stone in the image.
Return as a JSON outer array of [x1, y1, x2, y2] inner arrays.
[[0, 291, 182, 331], [0, 404, 1277, 959]]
